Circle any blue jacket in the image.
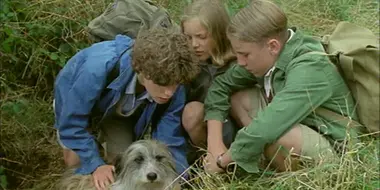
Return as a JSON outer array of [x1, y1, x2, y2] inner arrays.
[[53, 35, 189, 176]]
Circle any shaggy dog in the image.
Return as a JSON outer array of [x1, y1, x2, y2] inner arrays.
[[58, 140, 180, 190]]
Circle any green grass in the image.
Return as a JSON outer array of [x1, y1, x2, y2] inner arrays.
[[0, 0, 379, 189]]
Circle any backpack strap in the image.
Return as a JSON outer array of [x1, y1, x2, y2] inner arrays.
[[305, 52, 363, 129], [149, 7, 172, 29], [314, 107, 362, 129]]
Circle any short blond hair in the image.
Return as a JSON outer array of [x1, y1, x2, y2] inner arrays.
[[227, 0, 288, 43], [181, 0, 234, 66]]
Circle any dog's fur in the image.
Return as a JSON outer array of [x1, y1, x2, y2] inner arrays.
[[58, 140, 180, 190]]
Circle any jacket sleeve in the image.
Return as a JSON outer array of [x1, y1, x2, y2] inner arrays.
[[230, 58, 334, 173], [204, 64, 257, 122], [54, 45, 118, 174], [153, 85, 189, 178]]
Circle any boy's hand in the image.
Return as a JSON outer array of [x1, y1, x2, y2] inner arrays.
[[203, 144, 227, 173], [92, 165, 115, 190], [203, 153, 225, 173]]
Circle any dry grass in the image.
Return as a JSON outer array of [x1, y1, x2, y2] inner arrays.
[[0, 0, 379, 189], [181, 137, 379, 190], [0, 86, 64, 189], [1, 89, 60, 189]]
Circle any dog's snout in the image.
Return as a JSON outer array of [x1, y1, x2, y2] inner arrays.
[[147, 172, 157, 181]]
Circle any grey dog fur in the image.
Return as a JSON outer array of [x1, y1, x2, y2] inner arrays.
[[58, 139, 180, 190]]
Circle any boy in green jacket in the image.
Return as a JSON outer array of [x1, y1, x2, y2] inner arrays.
[[202, 0, 361, 173]]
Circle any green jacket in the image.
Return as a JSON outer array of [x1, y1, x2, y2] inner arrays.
[[204, 29, 360, 173]]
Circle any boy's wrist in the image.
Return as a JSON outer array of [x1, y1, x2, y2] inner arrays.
[[207, 120, 224, 142], [77, 155, 106, 175]]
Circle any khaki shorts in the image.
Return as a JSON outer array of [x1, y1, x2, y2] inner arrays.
[[54, 100, 135, 156], [247, 87, 336, 163]]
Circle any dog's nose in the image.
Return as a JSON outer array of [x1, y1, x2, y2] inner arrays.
[[147, 172, 157, 181]]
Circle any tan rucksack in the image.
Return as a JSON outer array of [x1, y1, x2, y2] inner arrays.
[[315, 21, 380, 137], [86, 0, 179, 42]]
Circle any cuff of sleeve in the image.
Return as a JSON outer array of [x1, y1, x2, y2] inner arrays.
[[230, 144, 260, 173], [75, 156, 106, 175], [204, 111, 227, 122], [230, 129, 262, 173]]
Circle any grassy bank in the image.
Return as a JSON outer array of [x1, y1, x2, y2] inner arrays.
[[0, 0, 379, 189]]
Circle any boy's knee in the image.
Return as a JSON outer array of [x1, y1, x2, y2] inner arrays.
[[263, 125, 321, 172], [63, 149, 80, 167], [230, 89, 253, 126], [271, 125, 303, 155], [231, 89, 252, 113], [182, 101, 204, 132]]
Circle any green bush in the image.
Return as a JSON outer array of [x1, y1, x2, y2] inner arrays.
[[0, 0, 378, 189], [0, 166, 7, 189], [0, 0, 112, 95]]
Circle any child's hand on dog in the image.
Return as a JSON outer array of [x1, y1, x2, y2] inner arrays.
[[92, 164, 115, 190]]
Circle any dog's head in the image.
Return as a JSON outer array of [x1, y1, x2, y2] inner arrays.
[[113, 139, 178, 190]]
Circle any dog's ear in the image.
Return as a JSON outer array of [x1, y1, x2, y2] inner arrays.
[[113, 154, 123, 175]]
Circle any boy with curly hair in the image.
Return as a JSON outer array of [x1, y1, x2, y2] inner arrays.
[[53, 28, 200, 189]]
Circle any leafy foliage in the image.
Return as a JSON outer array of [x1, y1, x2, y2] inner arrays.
[[0, 166, 7, 189], [0, 0, 112, 96], [0, 0, 378, 189]]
